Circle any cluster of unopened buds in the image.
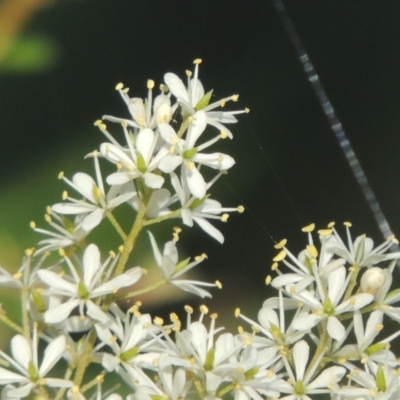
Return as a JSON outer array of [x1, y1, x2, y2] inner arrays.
[[1, 60, 400, 400]]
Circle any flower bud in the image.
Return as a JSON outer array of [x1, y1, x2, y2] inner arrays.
[[360, 267, 385, 295]]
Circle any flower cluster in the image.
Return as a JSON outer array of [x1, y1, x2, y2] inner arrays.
[[1, 61, 400, 399]]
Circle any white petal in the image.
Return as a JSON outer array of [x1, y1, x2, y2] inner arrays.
[[186, 111, 207, 149], [91, 267, 142, 297], [39, 336, 66, 377], [107, 171, 139, 185], [192, 216, 224, 243], [292, 314, 321, 331], [159, 155, 183, 173], [52, 203, 96, 215], [143, 172, 164, 189], [164, 73, 189, 103], [328, 266, 346, 306], [293, 340, 309, 380], [83, 244, 101, 288], [136, 128, 155, 163], [7, 383, 35, 398], [85, 300, 110, 324], [37, 270, 77, 294], [327, 316, 345, 341], [44, 299, 80, 324], [307, 366, 346, 389], [0, 368, 27, 384], [82, 208, 104, 231], [158, 122, 179, 144], [193, 152, 235, 170], [185, 165, 207, 199], [11, 335, 31, 371], [72, 173, 97, 203]]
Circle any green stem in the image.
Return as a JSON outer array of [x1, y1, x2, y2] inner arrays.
[[217, 383, 234, 398], [54, 363, 75, 400], [119, 278, 167, 299], [143, 209, 181, 226], [343, 265, 361, 302], [113, 197, 148, 278], [0, 310, 23, 334], [177, 117, 191, 138], [80, 371, 106, 394], [73, 329, 96, 387], [21, 286, 30, 340], [105, 210, 127, 240], [305, 323, 329, 379]]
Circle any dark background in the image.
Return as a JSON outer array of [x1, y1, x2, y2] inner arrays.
[[0, 0, 400, 332]]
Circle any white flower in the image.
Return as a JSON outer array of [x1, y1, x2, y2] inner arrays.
[[158, 110, 235, 198], [333, 310, 398, 369], [325, 222, 400, 267], [170, 171, 242, 243], [271, 340, 346, 400], [164, 58, 248, 137], [94, 309, 160, 389], [0, 328, 72, 398], [290, 266, 374, 341], [52, 153, 135, 231], [148, 231, 218, 298], [37, 244, 142, 324], [102, 80, 172, 130], [100, 126, 167, 189], [31, 210, 88, 255], [337, 364, 400, 400]]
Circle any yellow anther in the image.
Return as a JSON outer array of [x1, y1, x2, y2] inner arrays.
[[92, 150, 99, 157], [94, 119, 102, 126], [25, 248, 34, 256], [127, 164, 134, 172], [45, 214, 51, 223], [193, 58, 202, 64], [154, 317, 164, 326], [210, 313, 218, 319], [59, 248, 66, 257], [273, 250, 286, 262], [170, 312, 179, 322], [13, 272, 22, 279], [99, 123, 107, 130], [116, 161, 123, 170], [46, 205, 52, 214], [238, 326, 244, 334], [302, 223, 315, 233], [221, 214, 229, 222], [217, 154, 224, 162], [30, 221, 36, 229], [307, 245, 318, 258], [200, 304, 209, 314], [184, 305, 193, 314], [274, 239, 287, 249], [220, 99, 226, 107], [215, 280, 222, 289], [121, 120, 128, 128], [185, 70, 192, 77], [338, 357, 346, 364], [237, 205, 245, 213], [160, 83, 168, 92], [58, 171, 64, 179], [187, 161, 195, 171], [245, 107, 250, 113], [235, 308, 241, 317], [147, 79, 155, 89], [350, 297, 356, 306], [232, 94, 239, 101], [220, 130, 228, 139], [265, 275, 272, 285], [115, 83, 124, 90], [252, 325, 260, 333], [271, 262, 279, 271], [376, 324, 384, 332], [328, 221, 335, 228], [172, 232, 179, 241], [62, 191, 68, 200], [169, 145, 176, 154], [318, 229, 332, 236], [118, 245, 124, 253], [343, 221, 352, 227]]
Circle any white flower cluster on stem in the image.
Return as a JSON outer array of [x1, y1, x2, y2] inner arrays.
[[1, 60, 400, 400]]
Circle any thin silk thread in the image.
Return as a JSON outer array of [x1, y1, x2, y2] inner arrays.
[[272, 0, 394, 240]]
